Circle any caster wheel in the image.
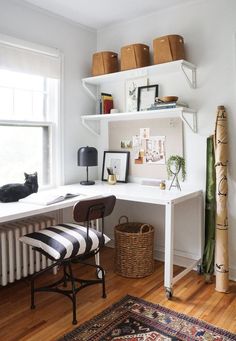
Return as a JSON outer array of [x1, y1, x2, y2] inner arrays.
[[165, 288, 173, 300], [197, 264, 203, 275]]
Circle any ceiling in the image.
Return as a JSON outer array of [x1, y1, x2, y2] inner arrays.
[[20, 0, 195, 30]]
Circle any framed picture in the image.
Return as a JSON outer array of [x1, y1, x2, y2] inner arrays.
[[125, 77, 148, 112], [102, 151, 130, 182], [137, 84, 159, 111]]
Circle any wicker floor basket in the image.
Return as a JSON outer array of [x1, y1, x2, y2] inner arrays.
[[114, 216, 154, 278]]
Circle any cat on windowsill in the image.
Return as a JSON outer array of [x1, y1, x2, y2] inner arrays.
[[0, 172, 38, 203]]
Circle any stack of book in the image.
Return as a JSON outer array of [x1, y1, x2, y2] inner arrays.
[[148, 101, 188, 110], [100, 93, 113, 114]]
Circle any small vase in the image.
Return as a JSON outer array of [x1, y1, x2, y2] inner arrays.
[[108, 175, 117, 185]]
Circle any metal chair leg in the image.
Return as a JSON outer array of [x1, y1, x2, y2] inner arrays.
[[31, 278, 36, 309], [68, 263, 77, 325], [63, 264, 67, 287]]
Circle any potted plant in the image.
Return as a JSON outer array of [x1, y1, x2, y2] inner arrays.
[[166, 155, 186, 190]]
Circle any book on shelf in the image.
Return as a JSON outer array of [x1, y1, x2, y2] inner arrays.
[[103, 98, 113, 114], [100, 92, 113, 114], [148, 101, 189, 110], [19, 190, 82, 206]]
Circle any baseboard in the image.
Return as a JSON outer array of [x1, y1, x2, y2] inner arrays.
[[154, 246, 200, 268], [107, 240, 236, 281], [107, 240, 199, 269], [229, 265, 236, 281]]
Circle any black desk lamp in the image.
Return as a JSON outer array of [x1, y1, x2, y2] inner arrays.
[[77, 146, 98, 185]]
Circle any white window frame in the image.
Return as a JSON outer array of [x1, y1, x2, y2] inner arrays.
[[0, 34, 64, 189]]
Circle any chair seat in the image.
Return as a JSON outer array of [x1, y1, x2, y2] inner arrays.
[[20, 223, 110, 260]]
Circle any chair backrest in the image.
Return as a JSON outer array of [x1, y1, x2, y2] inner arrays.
[[73, 195, 116, 223]]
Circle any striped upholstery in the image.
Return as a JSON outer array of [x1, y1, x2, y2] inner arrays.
[[20, 223, 110, 260]]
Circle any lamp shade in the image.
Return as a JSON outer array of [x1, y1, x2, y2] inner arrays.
[[77, 146, 98, 167], [77, 146, 98, 185]]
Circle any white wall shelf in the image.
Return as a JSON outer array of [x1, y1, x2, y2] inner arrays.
[[82, 59, 197, 100], [81, 107, 197, 136]]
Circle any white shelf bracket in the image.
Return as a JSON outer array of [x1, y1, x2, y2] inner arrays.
[[82, 80, 97, 101], [81, 117, 100, 136], [181, 111, 197, 133], [181, 63, 197, 89]]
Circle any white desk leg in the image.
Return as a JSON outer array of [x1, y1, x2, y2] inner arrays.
[[164, 201, 174, 299]]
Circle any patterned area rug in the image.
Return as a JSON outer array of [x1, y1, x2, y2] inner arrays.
[[59, 295, 236, 341]]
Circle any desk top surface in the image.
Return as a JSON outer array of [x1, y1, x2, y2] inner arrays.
[[0, 181, 202, 223]]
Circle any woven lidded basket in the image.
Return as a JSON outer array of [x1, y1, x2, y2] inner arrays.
[[114, 216, 154, 278]]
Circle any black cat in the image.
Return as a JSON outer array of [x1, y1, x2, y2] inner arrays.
[[0, 172, 38, 203]]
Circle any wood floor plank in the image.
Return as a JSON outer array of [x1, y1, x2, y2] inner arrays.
[[0, 247, 235, 340]]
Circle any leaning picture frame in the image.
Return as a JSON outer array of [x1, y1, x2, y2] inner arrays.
[[137, 84, 159, 111], [102, 151, 130, 182], [125, 76, 148, 112]]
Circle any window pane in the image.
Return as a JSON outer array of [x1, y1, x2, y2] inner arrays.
[[0, 70, 47, 120], [0, 125, 50, 186]]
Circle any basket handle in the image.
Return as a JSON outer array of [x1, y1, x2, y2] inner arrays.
[[140, 224, 152, 234], [118, 215, 129, 224]]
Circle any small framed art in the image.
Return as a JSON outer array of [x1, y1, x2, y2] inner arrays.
[[125, 77, 148, 112], [102, 151, 130, 182], [137, 84, 159, 111]]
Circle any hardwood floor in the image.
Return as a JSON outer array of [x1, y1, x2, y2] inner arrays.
[[0, 247, 235, 340]]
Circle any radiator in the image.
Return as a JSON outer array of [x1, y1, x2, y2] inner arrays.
[[0, 215, 56, 286]]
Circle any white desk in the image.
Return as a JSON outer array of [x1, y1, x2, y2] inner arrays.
[[0, 181, 203, 298]]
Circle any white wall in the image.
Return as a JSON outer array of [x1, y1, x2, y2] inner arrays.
[[0, 0, 97, 185], [96, 0, 236, 279]]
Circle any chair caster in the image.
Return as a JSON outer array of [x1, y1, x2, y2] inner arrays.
[[165, 288, 173, 300], [197, 263, 203, 275]]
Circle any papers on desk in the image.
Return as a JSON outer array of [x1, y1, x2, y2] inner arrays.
[[19, 191, 82, 206]]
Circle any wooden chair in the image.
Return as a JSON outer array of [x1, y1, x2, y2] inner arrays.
[[20, 195, 116, 324]]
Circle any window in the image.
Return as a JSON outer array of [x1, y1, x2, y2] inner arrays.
[[0, 35, 61, 187]]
